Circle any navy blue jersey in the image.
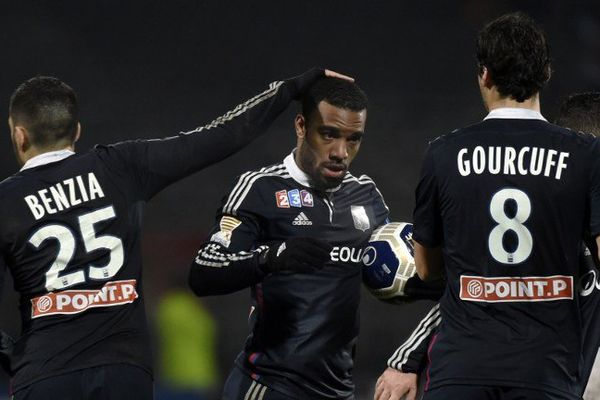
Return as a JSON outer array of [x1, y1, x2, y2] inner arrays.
[[0, 69, 324, 392], [579, 245, 600, 397], [190, 152, 389, 399], [388, 245, 600, 397], [413, 108, 600, 398]]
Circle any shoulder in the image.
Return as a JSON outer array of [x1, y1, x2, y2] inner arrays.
[[342, 173, 379, 188], [342, 173, 390, 217], [422, 126, 468, 154], [531, 121, 596, 142], [342, 173, 386, 200], [430, 119, 493, 143], [222, 161, 291, 215], [228, 161, 290, 190], [0, 174, 23, 200], [92, 141, 138, 161]]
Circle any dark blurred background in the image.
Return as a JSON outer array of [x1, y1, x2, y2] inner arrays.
[[0, 1, 599, 399]]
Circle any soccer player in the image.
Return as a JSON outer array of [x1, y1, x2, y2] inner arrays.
[[413, 12, 600, 400], [548, 91, 600, 399], [0, 67, 347, 400], [375, 92, 600, 400], [188, 77, 389, 399]]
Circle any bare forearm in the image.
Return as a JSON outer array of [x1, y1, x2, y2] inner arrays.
[[414, 240, 443, 281]]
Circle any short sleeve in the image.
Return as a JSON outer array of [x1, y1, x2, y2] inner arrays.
[[413, 143, 443, 247], [371, 185, 390, 227]]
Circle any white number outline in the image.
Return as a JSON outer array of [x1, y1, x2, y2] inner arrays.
[[28, 205, 124, 291], [488, 188, 533, 264]]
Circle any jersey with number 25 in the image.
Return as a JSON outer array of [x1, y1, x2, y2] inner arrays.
[[0, 71, 317, 392], [413, 109, 600, 398]]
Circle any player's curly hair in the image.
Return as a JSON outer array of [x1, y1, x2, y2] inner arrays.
[[556, 92, 600, 136], [302, 77, 368, 125], [476, 12, 551, 102], [9, 76, 79, 149]]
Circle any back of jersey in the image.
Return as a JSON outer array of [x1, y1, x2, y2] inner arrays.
[[0, 70, 320, 393], [0, 147, 151, 391], [413, 111, 600, 397]]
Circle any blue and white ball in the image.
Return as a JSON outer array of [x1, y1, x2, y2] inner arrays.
[[362, 222, 416, 300]]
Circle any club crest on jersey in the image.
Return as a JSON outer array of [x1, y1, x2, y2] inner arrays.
[[209, 216, 242, 248], [275, 189, 314, 208], [351, 205, 370, 231]]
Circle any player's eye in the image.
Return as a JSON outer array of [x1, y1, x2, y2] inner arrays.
[[348, 133, 363, 143], [319, 129, 339, 140]]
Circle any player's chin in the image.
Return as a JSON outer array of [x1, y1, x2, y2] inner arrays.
[[319, 174, 345, 189]]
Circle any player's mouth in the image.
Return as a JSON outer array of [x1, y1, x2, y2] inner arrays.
[[321, 163, 347, 178]]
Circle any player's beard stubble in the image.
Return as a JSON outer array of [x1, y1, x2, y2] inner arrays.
[[296, 143, 347, 191]]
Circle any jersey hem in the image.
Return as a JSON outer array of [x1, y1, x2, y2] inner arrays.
[[235, 361, 354, 400], [425, 377, 580, 400], [11, 361, 153, 394]]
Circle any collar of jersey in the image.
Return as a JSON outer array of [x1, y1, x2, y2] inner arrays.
[[483, 107, 547, 121], [20, 149, 75, 172], [284, 150, 342, 192]]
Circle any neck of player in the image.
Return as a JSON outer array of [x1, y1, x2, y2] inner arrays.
[[483, 88, 541, 113]]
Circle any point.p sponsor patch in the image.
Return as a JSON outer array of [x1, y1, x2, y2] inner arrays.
[[460, 275, 573, 303], [31, 279, 139, 318]]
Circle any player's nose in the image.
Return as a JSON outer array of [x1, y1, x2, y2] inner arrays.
[[329, 140, 348, 161]]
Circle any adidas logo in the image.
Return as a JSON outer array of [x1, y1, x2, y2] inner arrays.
[[292, 212, 312, 226]]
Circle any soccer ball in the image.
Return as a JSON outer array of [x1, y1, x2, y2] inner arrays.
[[362, 222, 416, 300]]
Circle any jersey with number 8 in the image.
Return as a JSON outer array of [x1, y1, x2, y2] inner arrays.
[[413, 112, 600, 398], [488, 188, 532, 264]]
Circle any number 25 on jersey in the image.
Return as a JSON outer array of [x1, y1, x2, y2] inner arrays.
[[29, 205, 124, 291]]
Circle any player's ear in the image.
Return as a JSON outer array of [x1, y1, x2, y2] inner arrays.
[[13, 126, 31, 153], [479, 66, 493, 89], [74, 122, 81, 143], [544, 64, 552, 83], [295, 114, 307, 139]]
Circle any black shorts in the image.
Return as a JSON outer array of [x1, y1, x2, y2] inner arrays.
[[12, 363, 153, 400], [221, 367, 293, 400], [424, 384, 575, 400]]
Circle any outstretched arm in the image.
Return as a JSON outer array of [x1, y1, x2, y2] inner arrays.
[[99, 68, 347, 200]]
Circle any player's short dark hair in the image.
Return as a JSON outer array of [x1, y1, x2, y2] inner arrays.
[[556, 92, 600, 136], [301, 77, 368, 124], [476, 12, 551, 102], [9, 76, 79, 148]]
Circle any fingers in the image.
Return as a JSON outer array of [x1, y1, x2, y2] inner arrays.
[[405, 386, 418, 400], [374, 377, 384, 400], [324, 69, 355, 82], [375, 369, 418, 400]]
